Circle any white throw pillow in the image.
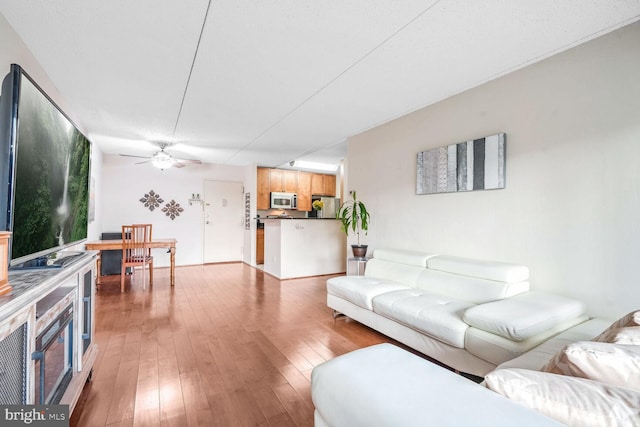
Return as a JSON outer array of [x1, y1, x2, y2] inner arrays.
[[485, 368, 640, 427], [594, 326, 640, 345], [542, 341, 640, 391]]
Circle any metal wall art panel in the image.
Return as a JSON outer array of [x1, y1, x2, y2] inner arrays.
[[417, 133, 506, 195]]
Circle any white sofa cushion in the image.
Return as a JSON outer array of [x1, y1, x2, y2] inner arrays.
[[427, 255, 529, 283], [463, 291, 586, 341], [485, 368, 640, 427], [326, 276, 410, 310], [416, 269, 529, 304], [465, 315, 589, 366], [542, 341, 640, 391], [364, 258, 427, 287], [497, 318, 610, 371], [363, 249, 436, 287], [372, 289, 472, 348], [364, 249, 437, 287]]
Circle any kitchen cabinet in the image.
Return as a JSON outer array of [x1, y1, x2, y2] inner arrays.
[[297, 172, 312, 212], [269, 169, 283, 192], [270, 169, 297, 193], [257, 168, 298, 210], [311, 173, 337, 197], [311, 174, 323, 195], [256, 228, 264, 264], [323, 174, 336, 196], [257, 167, 271, 210], [284, 170, 298, 192]]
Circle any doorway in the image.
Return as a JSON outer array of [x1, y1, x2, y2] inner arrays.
[[203, 180, 243, 263]]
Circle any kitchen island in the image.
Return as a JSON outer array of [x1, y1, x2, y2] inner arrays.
[[263, 218, 346, 279]]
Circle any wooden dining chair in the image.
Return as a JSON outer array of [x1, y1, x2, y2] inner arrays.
[[121, 224, 153, 292]]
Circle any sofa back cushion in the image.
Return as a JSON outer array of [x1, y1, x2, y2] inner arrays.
[[364, 249, 437, 287], [416, 269, 529, 304], [415, 255, 529, 304], [427, 255, 530, 283]]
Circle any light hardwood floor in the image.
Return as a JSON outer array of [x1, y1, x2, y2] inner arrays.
[[71, 263, 401, 426]]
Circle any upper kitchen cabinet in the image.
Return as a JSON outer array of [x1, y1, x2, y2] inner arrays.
[[270, 169, 298, 193], [324, 174, 337, 196], [257, 167, 300, 210], [257, 167, 271, 210], [297, 172, 312, 211], [311, 173, 337, 197]]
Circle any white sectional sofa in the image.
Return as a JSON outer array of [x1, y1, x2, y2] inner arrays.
[[312, 315, 640, 426], [318, 249, 640, 425], [327, 248, 588, 376]]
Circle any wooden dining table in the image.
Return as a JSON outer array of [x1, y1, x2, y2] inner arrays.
[[85, 238, 177, 287]]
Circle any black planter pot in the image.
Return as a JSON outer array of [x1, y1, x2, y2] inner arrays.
[[351, 245, 368, 258]]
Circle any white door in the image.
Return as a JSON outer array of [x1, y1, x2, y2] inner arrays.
[[203, 180, 243, 263]]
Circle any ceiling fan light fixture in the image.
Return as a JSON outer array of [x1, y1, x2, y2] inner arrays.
[[151, 151, 174, 170]]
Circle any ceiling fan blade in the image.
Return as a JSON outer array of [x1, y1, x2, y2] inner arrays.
[[120, 150, 201, 168], [120, 153, 151, 159], [174, 158, 202, 165]]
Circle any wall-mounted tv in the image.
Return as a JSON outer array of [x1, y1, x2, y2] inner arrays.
[[0, 64, 91, 266]]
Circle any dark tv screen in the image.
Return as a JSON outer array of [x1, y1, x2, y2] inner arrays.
[[0, 64, 90, 265]]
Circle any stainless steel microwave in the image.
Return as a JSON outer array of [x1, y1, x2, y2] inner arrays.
[[270, 192, 297, 209]]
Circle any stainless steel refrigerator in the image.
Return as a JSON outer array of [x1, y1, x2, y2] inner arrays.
[[310, 196, 340, 219]]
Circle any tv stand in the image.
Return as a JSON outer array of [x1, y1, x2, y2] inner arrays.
[[0, 252, 98, 413], [11, 251, 85, 270], [51, 252, 84, 267]]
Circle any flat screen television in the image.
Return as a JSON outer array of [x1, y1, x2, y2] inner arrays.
[[0, 64, 91, 267]]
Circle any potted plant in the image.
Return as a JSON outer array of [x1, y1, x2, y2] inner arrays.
[[337, 191, 370, 258]]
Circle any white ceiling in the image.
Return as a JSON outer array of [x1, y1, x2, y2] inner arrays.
[[1, 1, 639, 170]]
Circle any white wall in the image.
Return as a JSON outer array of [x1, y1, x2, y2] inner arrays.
[[0, 14, 81, 129], [100, 154, 249, 267], [346, 22, 640, 319]]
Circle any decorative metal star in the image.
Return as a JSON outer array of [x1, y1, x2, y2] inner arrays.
[[140, 190, 164, 211], [162, 200, 184, 220]]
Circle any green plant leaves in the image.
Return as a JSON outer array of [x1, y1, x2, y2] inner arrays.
[[337, 192, 370, 246]]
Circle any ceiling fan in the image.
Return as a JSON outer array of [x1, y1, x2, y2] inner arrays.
[[121, 143, 202, 170]]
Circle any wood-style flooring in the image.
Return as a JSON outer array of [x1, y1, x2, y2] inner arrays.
[[70, 263, 402, 426]]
